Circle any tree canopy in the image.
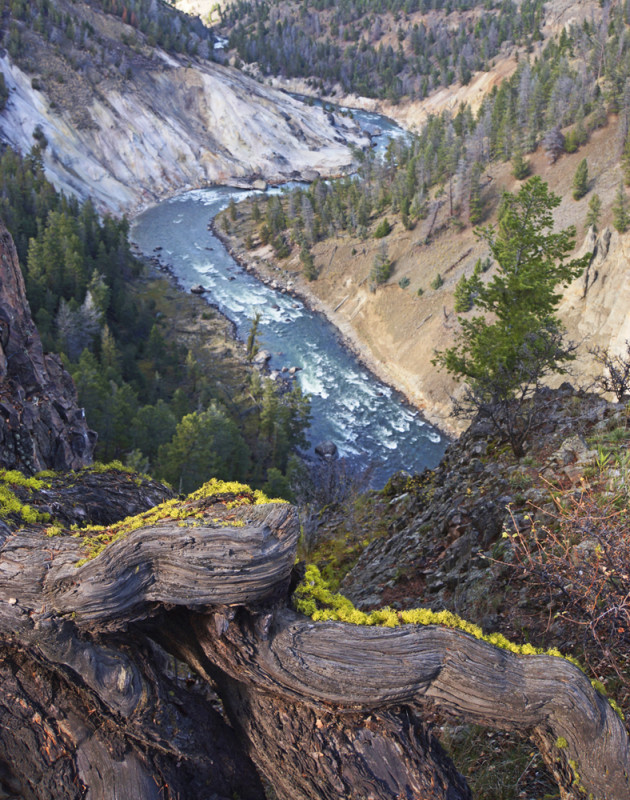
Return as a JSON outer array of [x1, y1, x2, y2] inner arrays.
[[434, 176, 589, 456]]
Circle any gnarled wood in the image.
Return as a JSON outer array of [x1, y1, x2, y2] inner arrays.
[[1, 492, 628, 800], [194, 608, 630, 800]]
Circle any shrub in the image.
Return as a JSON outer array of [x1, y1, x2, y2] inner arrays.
[[373, 218, 392, 239]]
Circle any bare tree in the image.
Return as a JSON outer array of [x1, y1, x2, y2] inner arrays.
[[590, 340, 630, 401], [542, 125, 565, 163]]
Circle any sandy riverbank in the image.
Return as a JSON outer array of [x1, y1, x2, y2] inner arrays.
[[212, 218, 458, 440]]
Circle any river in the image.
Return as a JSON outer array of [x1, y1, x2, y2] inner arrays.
[[131, 108, 446, 487]]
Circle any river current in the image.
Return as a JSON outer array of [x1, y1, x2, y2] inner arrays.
[[131, 108, 446, 487]]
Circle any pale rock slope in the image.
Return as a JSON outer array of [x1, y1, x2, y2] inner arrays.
[[173, 0, 222, 21], [0, 51, 367, 215], [560, 226, 630, 381]]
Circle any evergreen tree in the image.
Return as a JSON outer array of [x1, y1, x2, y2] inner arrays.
[[613, 182, 629, 233], [157, 404, 250, 494], [572, 158, 589, 200], [132, 400, 178, 465], [453, 260, 483, 312], [511, 150, 530, 180], [373, 218, 392, 238], [370, 242, 392, 285], [300, 246, 317, 281], [433, 177, 590, 457], [585, 194, 602, 232], [246, 312, 261, 360]]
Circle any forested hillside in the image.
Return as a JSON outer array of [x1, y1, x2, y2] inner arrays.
[[2, 0, 216, 65], [0, 144, 310, 495], [235, 4, 629, 263], [219, 0, 545, 101]]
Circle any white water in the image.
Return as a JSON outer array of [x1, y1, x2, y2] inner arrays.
[[131, 110, 446, 486]]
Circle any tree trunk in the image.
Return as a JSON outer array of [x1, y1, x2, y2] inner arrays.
[[0, 490, 628, 800]]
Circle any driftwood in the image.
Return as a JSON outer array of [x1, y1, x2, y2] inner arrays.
[[0, 489, 629, 800]]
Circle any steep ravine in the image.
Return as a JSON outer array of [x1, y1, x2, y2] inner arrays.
[[0, 47, 367, 215], [217, 116, 630, 435]]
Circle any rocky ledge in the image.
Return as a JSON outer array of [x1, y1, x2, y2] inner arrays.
[[0, 222, 96, 474]]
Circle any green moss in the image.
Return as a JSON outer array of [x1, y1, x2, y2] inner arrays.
[[294, 565, 584, 662], [0, 470, 50, 524], [81, 460, 134, 474], [295, 566, 628, 759], [1, 469, 46, 491], [75, 478, 286, 563], [188, 478, 287, 506]]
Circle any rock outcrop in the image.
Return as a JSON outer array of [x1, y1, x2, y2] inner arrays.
[[0, 222, 95, 473], [341, 386, 622, 614], [0, 1, 368, 215], [560, 225, 630, 377]]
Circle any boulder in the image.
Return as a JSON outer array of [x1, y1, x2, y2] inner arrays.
[[253, 349, 272, 366], [315, 440, 338, 460], [302, 168, 320, 182]]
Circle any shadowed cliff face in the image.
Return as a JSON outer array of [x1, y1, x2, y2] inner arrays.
[[0, 222, 96, 473]]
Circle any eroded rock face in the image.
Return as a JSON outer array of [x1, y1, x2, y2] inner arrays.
[[0, 44, 368, 215], [0, 222, 96, 473]]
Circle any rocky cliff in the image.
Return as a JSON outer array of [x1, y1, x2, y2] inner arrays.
[[0, 0, 368, 214], [0, 222, 95, 473]]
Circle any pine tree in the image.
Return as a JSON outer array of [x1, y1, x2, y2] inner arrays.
[[246, 312, 261, 360], [613, 183, 629, 233], [572, 158, 589, 200], [157, 404, 250, 494], [300, 246, 317, 281], [370, 242, 392, 285], [433, 177, 590, 457], [511, 150, 530, 180], [622, 135, 630, 187], [585, 194, 602, 232]]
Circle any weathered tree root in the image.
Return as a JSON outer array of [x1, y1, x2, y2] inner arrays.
[[0, 496, 628, 799]]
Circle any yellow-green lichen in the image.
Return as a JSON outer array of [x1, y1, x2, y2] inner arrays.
[[295, 566, 627, 728], [0, 470, 50, 524], [294, 565, 584, 662], [188, 478, 287, 507], [75, 478, 286, 564]]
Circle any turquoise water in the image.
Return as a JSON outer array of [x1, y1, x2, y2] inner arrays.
[[131, 111, 446, 486]]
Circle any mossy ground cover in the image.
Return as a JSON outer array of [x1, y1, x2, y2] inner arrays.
[[72, 478, 286, 564], [294, 563, 574, 662], [0, 469, 52, 526], [0, 462, 161, 530]]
